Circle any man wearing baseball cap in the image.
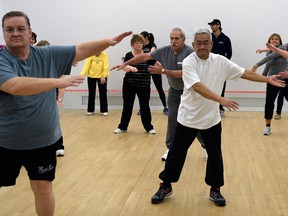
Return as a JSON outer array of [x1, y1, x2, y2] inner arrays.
[[208, 19, 232, 117]]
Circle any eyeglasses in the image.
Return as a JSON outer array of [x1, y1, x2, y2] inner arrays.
[[194, 40, 211, 47], [3, 27, 29, 34]]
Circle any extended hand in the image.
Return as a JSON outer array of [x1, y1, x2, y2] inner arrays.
[[219, 97, 239, 111], [109, 31, 133, 46], [111, 63, 126, 71], [58, 76, 84, 88], [268, 75, 286, 87]]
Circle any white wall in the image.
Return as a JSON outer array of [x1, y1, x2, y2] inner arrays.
[[1, 0, 288, 109]]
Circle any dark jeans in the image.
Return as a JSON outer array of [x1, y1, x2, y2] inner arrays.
[[276, 88, 284, 115], [87, 77, 108, 113], [118, 79, 153, 131], [264, 79, 288, 120], [159, 122, 224, 188], [151, 74, 167, 108]]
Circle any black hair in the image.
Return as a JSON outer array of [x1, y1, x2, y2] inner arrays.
[[140, 31, 155, 44]]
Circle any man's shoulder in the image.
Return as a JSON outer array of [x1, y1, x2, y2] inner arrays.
[[220, 32, 231, 40]]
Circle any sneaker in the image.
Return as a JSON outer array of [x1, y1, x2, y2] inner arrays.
[[102, 112, 108, 116], [274, 114, 281, 120], [263, 126, 271, 135], [148, 129, 156, 134], [137, 110, 141, 115], [163, 107, 168, 115], [114, 128, 126, 134], [204, 149, 208, 161], [209, 188, 226, 206], [56, 149, 65, 157], [87, 112, 95, 116], [220, 110, 225, 118], [151, 183, 173, 204], [161, 149, 169, 161]]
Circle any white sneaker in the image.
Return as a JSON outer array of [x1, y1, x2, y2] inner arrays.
[[56, 149, 65, 156], [263, 126, 271, 135], [274, 114, 281, 120], [148, 129, 156, 134], [102, 112, 108, 116], [114, 128, 126, 134], [161, 149, 169, 161], [87, 112, 95, 116], [204, 149, 208, 161]]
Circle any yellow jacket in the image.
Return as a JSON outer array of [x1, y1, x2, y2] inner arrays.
[[80, 52, 110, 78]]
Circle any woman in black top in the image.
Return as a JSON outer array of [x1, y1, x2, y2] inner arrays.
[[114, 34, 156, 134]]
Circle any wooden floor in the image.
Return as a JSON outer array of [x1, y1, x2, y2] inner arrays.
[[1, 110, 288, 216]]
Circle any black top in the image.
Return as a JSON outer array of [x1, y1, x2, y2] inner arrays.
[[211, 32, 232, 59], [143, 43, 157, 65], [124, 52, 151, 88]]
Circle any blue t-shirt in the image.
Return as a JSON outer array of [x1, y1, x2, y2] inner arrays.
[[0, 45, 75, 150]]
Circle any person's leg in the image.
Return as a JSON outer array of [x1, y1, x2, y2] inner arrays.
[[30, 180, 55, 216], [98, 78, 108, 113], [264, 84, 279, 135], [117, 80, 136, 130], [87, 77, 97, 113], [24, 142, 58, 216], [276, 88, 284, 116], [138, 86, 154, 132], [165, 88, 182, 149], [160, 123, 198, 182], [152, 74, 167, 108], [200, 123, 224, 187], [152, 123, 197, 204], [200, 122, 226, 206]]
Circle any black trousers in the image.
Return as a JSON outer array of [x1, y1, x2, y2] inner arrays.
[[118, 79, 153, 131], [159, 122, 224, 188], [265, 79, 288, 120], [87, 77, 108, 113]]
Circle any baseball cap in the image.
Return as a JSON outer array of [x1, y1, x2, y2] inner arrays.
[[208, 19, 221, 26]]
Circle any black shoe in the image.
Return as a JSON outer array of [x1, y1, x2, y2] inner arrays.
[[151, 183, 173, 204], [209, 188, 226, 206]]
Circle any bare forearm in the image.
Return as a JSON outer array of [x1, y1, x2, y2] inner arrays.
[[192, 82, 221, 103], [273, 47, 288, 59], [124, 53, 151, 66], [0, 77, 59, 95], [74, 39, 111, 64], [241, 70, 268, 83], [1, 76, 84, 96], [163, 69, 182, 78]]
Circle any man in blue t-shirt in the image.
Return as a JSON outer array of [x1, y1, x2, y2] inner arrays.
[[0, 11, 131, 216]]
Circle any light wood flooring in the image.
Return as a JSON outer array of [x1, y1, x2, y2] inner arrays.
[[1, 110, 288, 216]]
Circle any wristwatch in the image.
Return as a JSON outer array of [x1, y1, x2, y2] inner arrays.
[[161, 68, 166, 74], [57, 99, 63, 102]]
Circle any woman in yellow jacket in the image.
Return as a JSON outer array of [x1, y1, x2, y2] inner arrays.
[[81, 52, 110, 116]]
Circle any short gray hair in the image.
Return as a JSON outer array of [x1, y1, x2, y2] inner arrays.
[[171, 27, 186, 39], [193, 28, 211, 41]]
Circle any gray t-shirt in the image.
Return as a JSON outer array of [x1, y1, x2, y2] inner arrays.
[[0, 45, 75, 150], [150, 44, 194, 90]]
